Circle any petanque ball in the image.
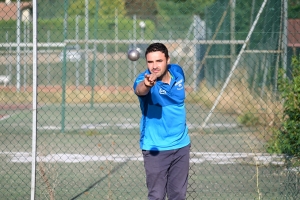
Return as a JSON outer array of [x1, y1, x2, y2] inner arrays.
[[127, 49, 140, 61]]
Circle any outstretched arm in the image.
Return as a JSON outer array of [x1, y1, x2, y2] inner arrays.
[[135, 74, 157, 96]]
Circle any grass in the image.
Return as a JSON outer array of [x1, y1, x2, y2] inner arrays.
[[186, 71, 283, 129]]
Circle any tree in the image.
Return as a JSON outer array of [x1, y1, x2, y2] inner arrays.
[[267, 56, 300, 157], [125, 0, 157, 19], [0, 0, 31, 2], [156, 0, 216, 17], [289, 0, 300, 18], [68, 0, 126, 19]]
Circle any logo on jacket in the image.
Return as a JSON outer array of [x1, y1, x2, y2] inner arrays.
[[159, 88, 167, 94], [175, 79, 184, 90]]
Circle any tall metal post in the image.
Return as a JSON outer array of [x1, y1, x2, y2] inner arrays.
[[61, 0, 69, 133], [282, 0, 288, 77], [16, 0, 21, 91], [230, 0, 236, 67], [133, 15, 137, 77], [75, 15, 80, 88], [90, 0, 100, 109], [115, 8, 119, 88], [85, 0, 89, 85], [47, 30, 51, 85], [30, 0, 38, 199], [193, 15, 198, 91]]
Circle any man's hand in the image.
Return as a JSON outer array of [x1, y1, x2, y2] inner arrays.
[[144, 74, 157, 87], [135, 73, 157, 96]]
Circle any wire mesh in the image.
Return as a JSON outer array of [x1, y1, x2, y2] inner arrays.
[[0, 0, 299, 199]]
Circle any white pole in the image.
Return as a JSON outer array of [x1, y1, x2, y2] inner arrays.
[[201, 0, 268, 129], [47, 30, 51, 85], [193, 15, 197, 91], [230, 0, 236, 66], [23, 22, 27, 90], [282, 0, 288, 77], [5, 32, 9, 75], [31, 0, 38, 199], [133, 15, 137, 48], [76, 15, 80, 88], [115, 8, 119, 88], [85, 0, 89, 85], [274, 0, 284, 91], [7, 32, 12, 85], [16, 0, 21, 91], [104, 42, 108, 86], [128, 32, 132, 81], [133, 15, 137, 77]]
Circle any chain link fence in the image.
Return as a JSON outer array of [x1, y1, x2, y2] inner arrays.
[[0, 0, 299, 199]]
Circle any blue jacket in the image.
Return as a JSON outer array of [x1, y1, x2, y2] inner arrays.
[[133, 64, 190, 151]]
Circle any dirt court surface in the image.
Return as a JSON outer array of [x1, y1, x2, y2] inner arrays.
[[0, 103, 32, 110]]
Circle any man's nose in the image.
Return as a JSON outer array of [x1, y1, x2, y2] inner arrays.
[[153, 62, 159, 68]]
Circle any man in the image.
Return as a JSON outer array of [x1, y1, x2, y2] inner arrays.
[[133, 43, 190, 200]]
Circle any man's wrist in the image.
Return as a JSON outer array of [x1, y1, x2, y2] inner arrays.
[[144, 82, 151, 88]]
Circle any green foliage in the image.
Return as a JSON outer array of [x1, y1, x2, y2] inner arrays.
[[154, 0, 215, 39], [155, 0, 300, 19], [238, 112, 259, 127], [288, 0, 300, 18], [68, 0, 126, 19], [125, 0, 157, 18], [0, 18, 155, 43], [156, 0, 215, 16], [267, 56, 300, 157], [0, 0, 31, 1]]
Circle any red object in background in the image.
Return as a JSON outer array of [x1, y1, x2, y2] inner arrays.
[[288, 19, 300, 47]]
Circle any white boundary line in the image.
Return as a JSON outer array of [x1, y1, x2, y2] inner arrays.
[[1, 151, 285, 166], [0, 115, 10, 121], [36, 123, 238, 130]]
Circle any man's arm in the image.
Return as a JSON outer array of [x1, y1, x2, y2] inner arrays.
[[135, 74, 157, 96], [135, 81, 152, 96]]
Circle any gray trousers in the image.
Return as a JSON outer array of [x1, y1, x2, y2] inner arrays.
[[142, 144, 190, 200]]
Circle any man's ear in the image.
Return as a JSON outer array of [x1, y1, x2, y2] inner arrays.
[[167, 57, 170, 64]]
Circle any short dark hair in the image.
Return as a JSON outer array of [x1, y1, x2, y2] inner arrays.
[[145, 43, 169, 59]]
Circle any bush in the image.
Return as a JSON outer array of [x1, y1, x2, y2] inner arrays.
[[267, 56, 300, 157], [238, 112, 259, 127]]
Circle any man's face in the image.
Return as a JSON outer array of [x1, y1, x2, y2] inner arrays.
[[146, 51, 170, 79]]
